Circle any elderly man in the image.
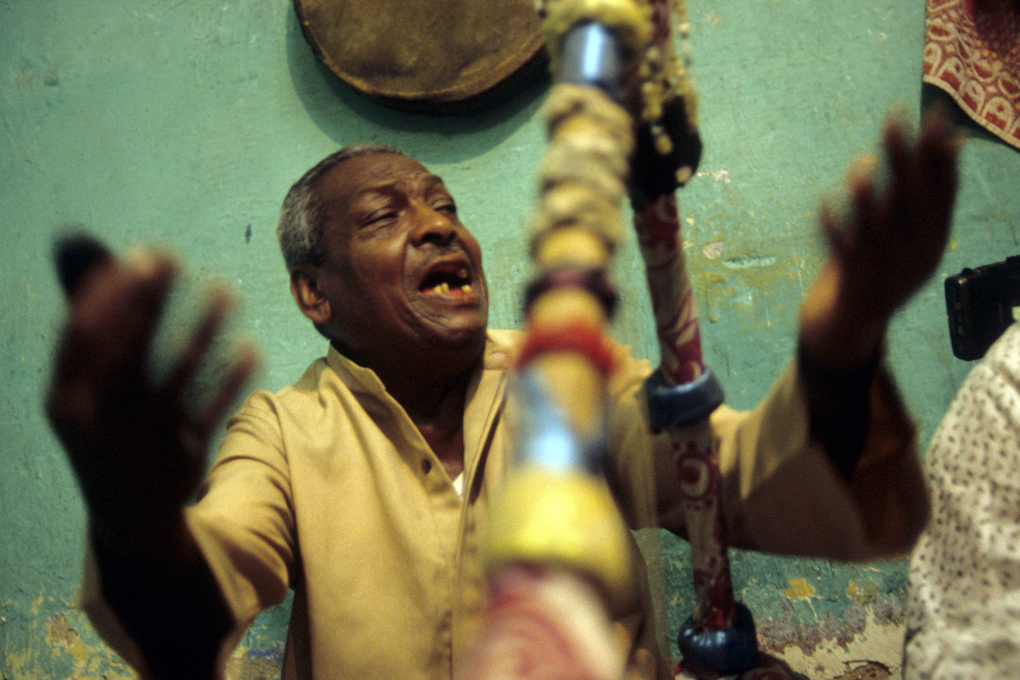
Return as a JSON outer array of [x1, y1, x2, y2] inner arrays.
[[48, 109, 958, 680]]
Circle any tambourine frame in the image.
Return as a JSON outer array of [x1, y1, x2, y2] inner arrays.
[[293, 0, 548, 113]]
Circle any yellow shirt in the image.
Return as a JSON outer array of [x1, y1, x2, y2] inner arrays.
[[83, 329, 927, 680]]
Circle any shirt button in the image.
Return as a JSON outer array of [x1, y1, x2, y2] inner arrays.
[[422, 459, 432, 474]]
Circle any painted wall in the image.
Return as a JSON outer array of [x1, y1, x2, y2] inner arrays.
[[2, 1, 1018, 678]]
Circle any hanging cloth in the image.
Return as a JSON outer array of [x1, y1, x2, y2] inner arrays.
[[923, 0, 1020, 150]]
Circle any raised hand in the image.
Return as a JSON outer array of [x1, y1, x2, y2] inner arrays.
[[46, 241, 258, 553], [799, 104, 962, 368]]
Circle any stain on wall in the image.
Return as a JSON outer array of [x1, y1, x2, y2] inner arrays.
[[2, 596, 135, 680]]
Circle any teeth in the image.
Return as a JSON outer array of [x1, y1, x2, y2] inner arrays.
[[425, 273, 472, 296], [427, 282, 472, 295]]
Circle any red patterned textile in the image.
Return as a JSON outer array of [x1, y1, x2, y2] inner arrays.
[[923, 0, 1020, 150]]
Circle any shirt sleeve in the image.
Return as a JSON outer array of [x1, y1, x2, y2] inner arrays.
[[604, 344, 926, 562], [188, 390, 297, 627]]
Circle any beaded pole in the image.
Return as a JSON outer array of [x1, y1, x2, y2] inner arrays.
[[460, 4, 647, 679], [463, 1, 797, 679]]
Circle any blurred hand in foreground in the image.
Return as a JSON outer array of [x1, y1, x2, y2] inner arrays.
[[46, 244, 259, 553], [799, 104, 962, 367]]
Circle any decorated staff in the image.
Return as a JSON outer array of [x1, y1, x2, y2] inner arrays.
[[460, 0, 792, 678], [461, 9, 643, 676], [461, 0, 811, 678]]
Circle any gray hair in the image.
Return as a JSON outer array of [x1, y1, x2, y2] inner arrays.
[[277, 142, 406, 272]]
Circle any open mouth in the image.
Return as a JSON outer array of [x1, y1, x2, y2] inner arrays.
[[419, 260, 474, 297]]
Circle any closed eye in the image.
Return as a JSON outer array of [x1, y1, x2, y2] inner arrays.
[[364, 209, 398, 226]]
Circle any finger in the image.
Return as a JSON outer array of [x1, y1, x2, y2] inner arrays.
[[52, 256, 119, 376], [68, 250, 178, 375], [850, 178, 879, 234], [53, 232, 113, 298], [846, 155, 878, 204], [818, 202, 845, 253], [193, 343, 261, 440], [162, 285, 237, 397], [843, 158, 880, 244], [919, 100, 962, 155], [49, 251, 179, 441], [881, 109, 914, 186], [917, 104, 962, 212]]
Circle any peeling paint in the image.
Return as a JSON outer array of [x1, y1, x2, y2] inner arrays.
[[846, 580, 880, 606], [47, 611, 79, 647], [784, 578, 817, 600], [4, 603, 283, 680], [832, 660, 892, 680], [4, 600, 136, 680], [769, 614, 903, 679], [226, 654, 281, 680], [702, 242, 724, 260], [7, 648, 43, 679], [754, 596, 907, 679], [721, 255, 777, 270], [224, 641, 284, 680]]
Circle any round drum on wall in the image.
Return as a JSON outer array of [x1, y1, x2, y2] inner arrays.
[[293, 0, 547, 112]]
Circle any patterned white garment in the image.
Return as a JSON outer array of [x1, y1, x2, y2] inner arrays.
[[905, 322, 1020, 679]]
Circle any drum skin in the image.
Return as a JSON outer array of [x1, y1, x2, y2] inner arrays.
[[293, 0, 547, 112]]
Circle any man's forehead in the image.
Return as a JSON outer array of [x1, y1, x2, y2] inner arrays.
[[320, 153, 446, 202]]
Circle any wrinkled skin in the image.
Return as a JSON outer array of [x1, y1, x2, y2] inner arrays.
[[290, 153, 489, 388]]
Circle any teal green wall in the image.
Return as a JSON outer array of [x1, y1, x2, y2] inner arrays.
[[2, 1, 1018, 678]]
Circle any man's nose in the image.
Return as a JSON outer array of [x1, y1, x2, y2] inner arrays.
[[410, 203, 456, 246]]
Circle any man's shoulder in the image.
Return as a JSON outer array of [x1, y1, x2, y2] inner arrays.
[[231, 356, 339, 419]]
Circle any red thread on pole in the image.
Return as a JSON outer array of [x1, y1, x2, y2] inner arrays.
[[515, 322, 619, 374]]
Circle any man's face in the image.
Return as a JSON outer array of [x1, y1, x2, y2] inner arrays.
[[310, 152, 489, 363]]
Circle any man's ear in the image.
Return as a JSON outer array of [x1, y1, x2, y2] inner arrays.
[[290, 265, 332, 326]]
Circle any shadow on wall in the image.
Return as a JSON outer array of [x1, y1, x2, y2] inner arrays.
[[283, 9, 550, 165]]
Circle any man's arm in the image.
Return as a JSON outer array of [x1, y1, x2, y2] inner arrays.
[[797, 105, 961, 478], [47, 246, 258, 678], [631, 102, 960, 473], [620, 105, 959, 558]]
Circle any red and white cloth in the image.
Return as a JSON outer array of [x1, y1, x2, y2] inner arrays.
[[923, 0, 1020, 150]]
